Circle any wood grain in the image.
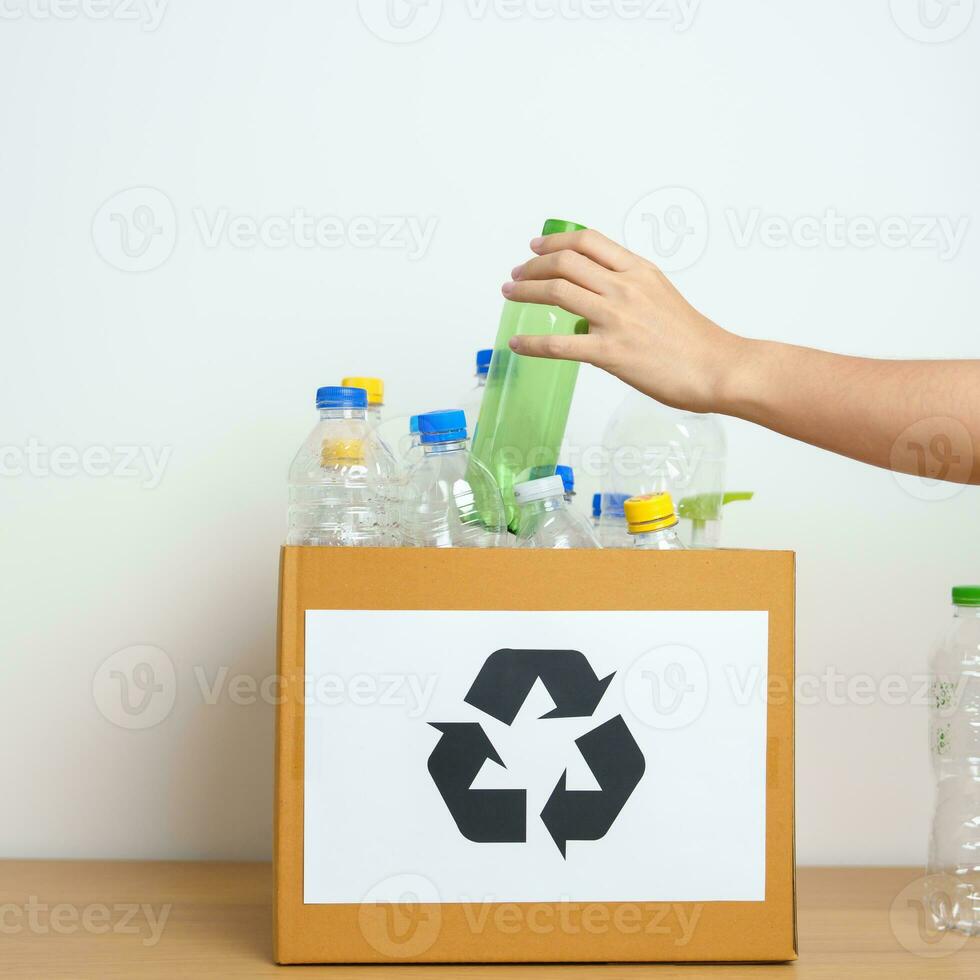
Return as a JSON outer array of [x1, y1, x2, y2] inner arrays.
[[1, 863, 977, 977]]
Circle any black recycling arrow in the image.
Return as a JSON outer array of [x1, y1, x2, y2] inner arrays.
[[464, 649, 615, 726], [427, 723, 526, 843], [540, 714, 645, 858]]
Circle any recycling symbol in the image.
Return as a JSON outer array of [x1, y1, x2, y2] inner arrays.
[[427, 649, 646, 857]]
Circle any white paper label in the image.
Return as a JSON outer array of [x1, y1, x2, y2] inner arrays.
[[304, 609, 769, 905]]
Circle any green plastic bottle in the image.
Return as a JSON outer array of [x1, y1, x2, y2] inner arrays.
[[470, 218, 590, 532]]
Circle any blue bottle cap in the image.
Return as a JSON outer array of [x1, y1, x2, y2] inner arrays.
[[555, 465, 574, 494], [601, 493, 629, 518], [418, 409, 468, 444], [592, 493, 602, 519], [476, 349, 493, 376], [316, 386, 368, 410], [409, 415, 420, 434]]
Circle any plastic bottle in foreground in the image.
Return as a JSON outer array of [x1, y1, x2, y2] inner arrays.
[[597, 493, 631, 549], [462, 349, 492, 438], [470, 218, 589, 531], [513, 475, 601, 549], [926, 585, 980, 936], [625, 493, 685, 550], [286, 386, 396, 547], [600, 389, 727, 548], [400, 409, 507, 548]]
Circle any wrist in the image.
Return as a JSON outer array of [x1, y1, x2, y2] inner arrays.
[[712, 335, 772, 420]]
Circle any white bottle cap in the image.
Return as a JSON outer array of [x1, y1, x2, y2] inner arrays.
[[513, 475, 566, 505]]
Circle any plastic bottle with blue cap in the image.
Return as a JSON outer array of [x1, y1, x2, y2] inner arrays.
[[400, 409, 507, 548], [286, 386, 398, 547], [554, 465, 575, 505], [513, 474, 600, 549], [597, 493, 631, 549]]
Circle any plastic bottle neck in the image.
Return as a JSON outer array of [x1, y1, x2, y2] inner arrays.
[[475, 374, 487, 388], [953, 605, 980, 619], [633, 524, 681, 548], [518, 495, 565, 517], [319, 407, 367, 421], [423, 439, 467, 456]]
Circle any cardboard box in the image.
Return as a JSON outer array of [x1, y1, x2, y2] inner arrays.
[[274, 546, 796, 964]]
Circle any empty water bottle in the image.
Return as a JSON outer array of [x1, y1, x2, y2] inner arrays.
[[286, 386, 397, 547], [597, 493, 631, 549], [601, 390, 728, 548], [513, 475, 600, 549], [625, 493, 685, 550], [926, 585, 980, 936], [400, 410, 507, 548]]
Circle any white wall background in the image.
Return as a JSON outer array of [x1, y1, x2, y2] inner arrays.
[[1, 0, 977, 864]]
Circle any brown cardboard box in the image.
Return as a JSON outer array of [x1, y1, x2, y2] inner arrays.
[[274, 546, 796, 964]]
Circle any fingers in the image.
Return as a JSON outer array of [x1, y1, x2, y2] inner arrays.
[[508, 332, 597, 364], [512, 249, 612, 295], [529, 228, 636, 272], [502, 277, 605, 323]]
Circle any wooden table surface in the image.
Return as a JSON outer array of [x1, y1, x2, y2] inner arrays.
[[1, 862, 977, 977]]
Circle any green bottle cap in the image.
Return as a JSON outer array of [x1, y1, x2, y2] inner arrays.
[[542, 218, 587, 236], [951, 586, 980, 607]]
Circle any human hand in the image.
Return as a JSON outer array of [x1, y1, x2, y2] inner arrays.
[[502, 229, 744, 414]]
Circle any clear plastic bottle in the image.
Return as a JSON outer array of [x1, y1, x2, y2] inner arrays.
[[624, 493, 685, 550], [926, 585, 980, 936], [286, 386, 397, 547], [597, 493, 631, 549], [513, 475, 601, 549], [591, 493, 602, 530], [601, 390, 727, 548], [400, 409, 507, 548], [462, 349, 492, 439]]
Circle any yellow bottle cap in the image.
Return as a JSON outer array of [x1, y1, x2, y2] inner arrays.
[[321, 439, 365, 465], [624, 492, 678, 534], [341, 377, 384, 406]]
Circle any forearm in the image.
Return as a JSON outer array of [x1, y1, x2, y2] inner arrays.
[[721, 340, 980, 484]]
